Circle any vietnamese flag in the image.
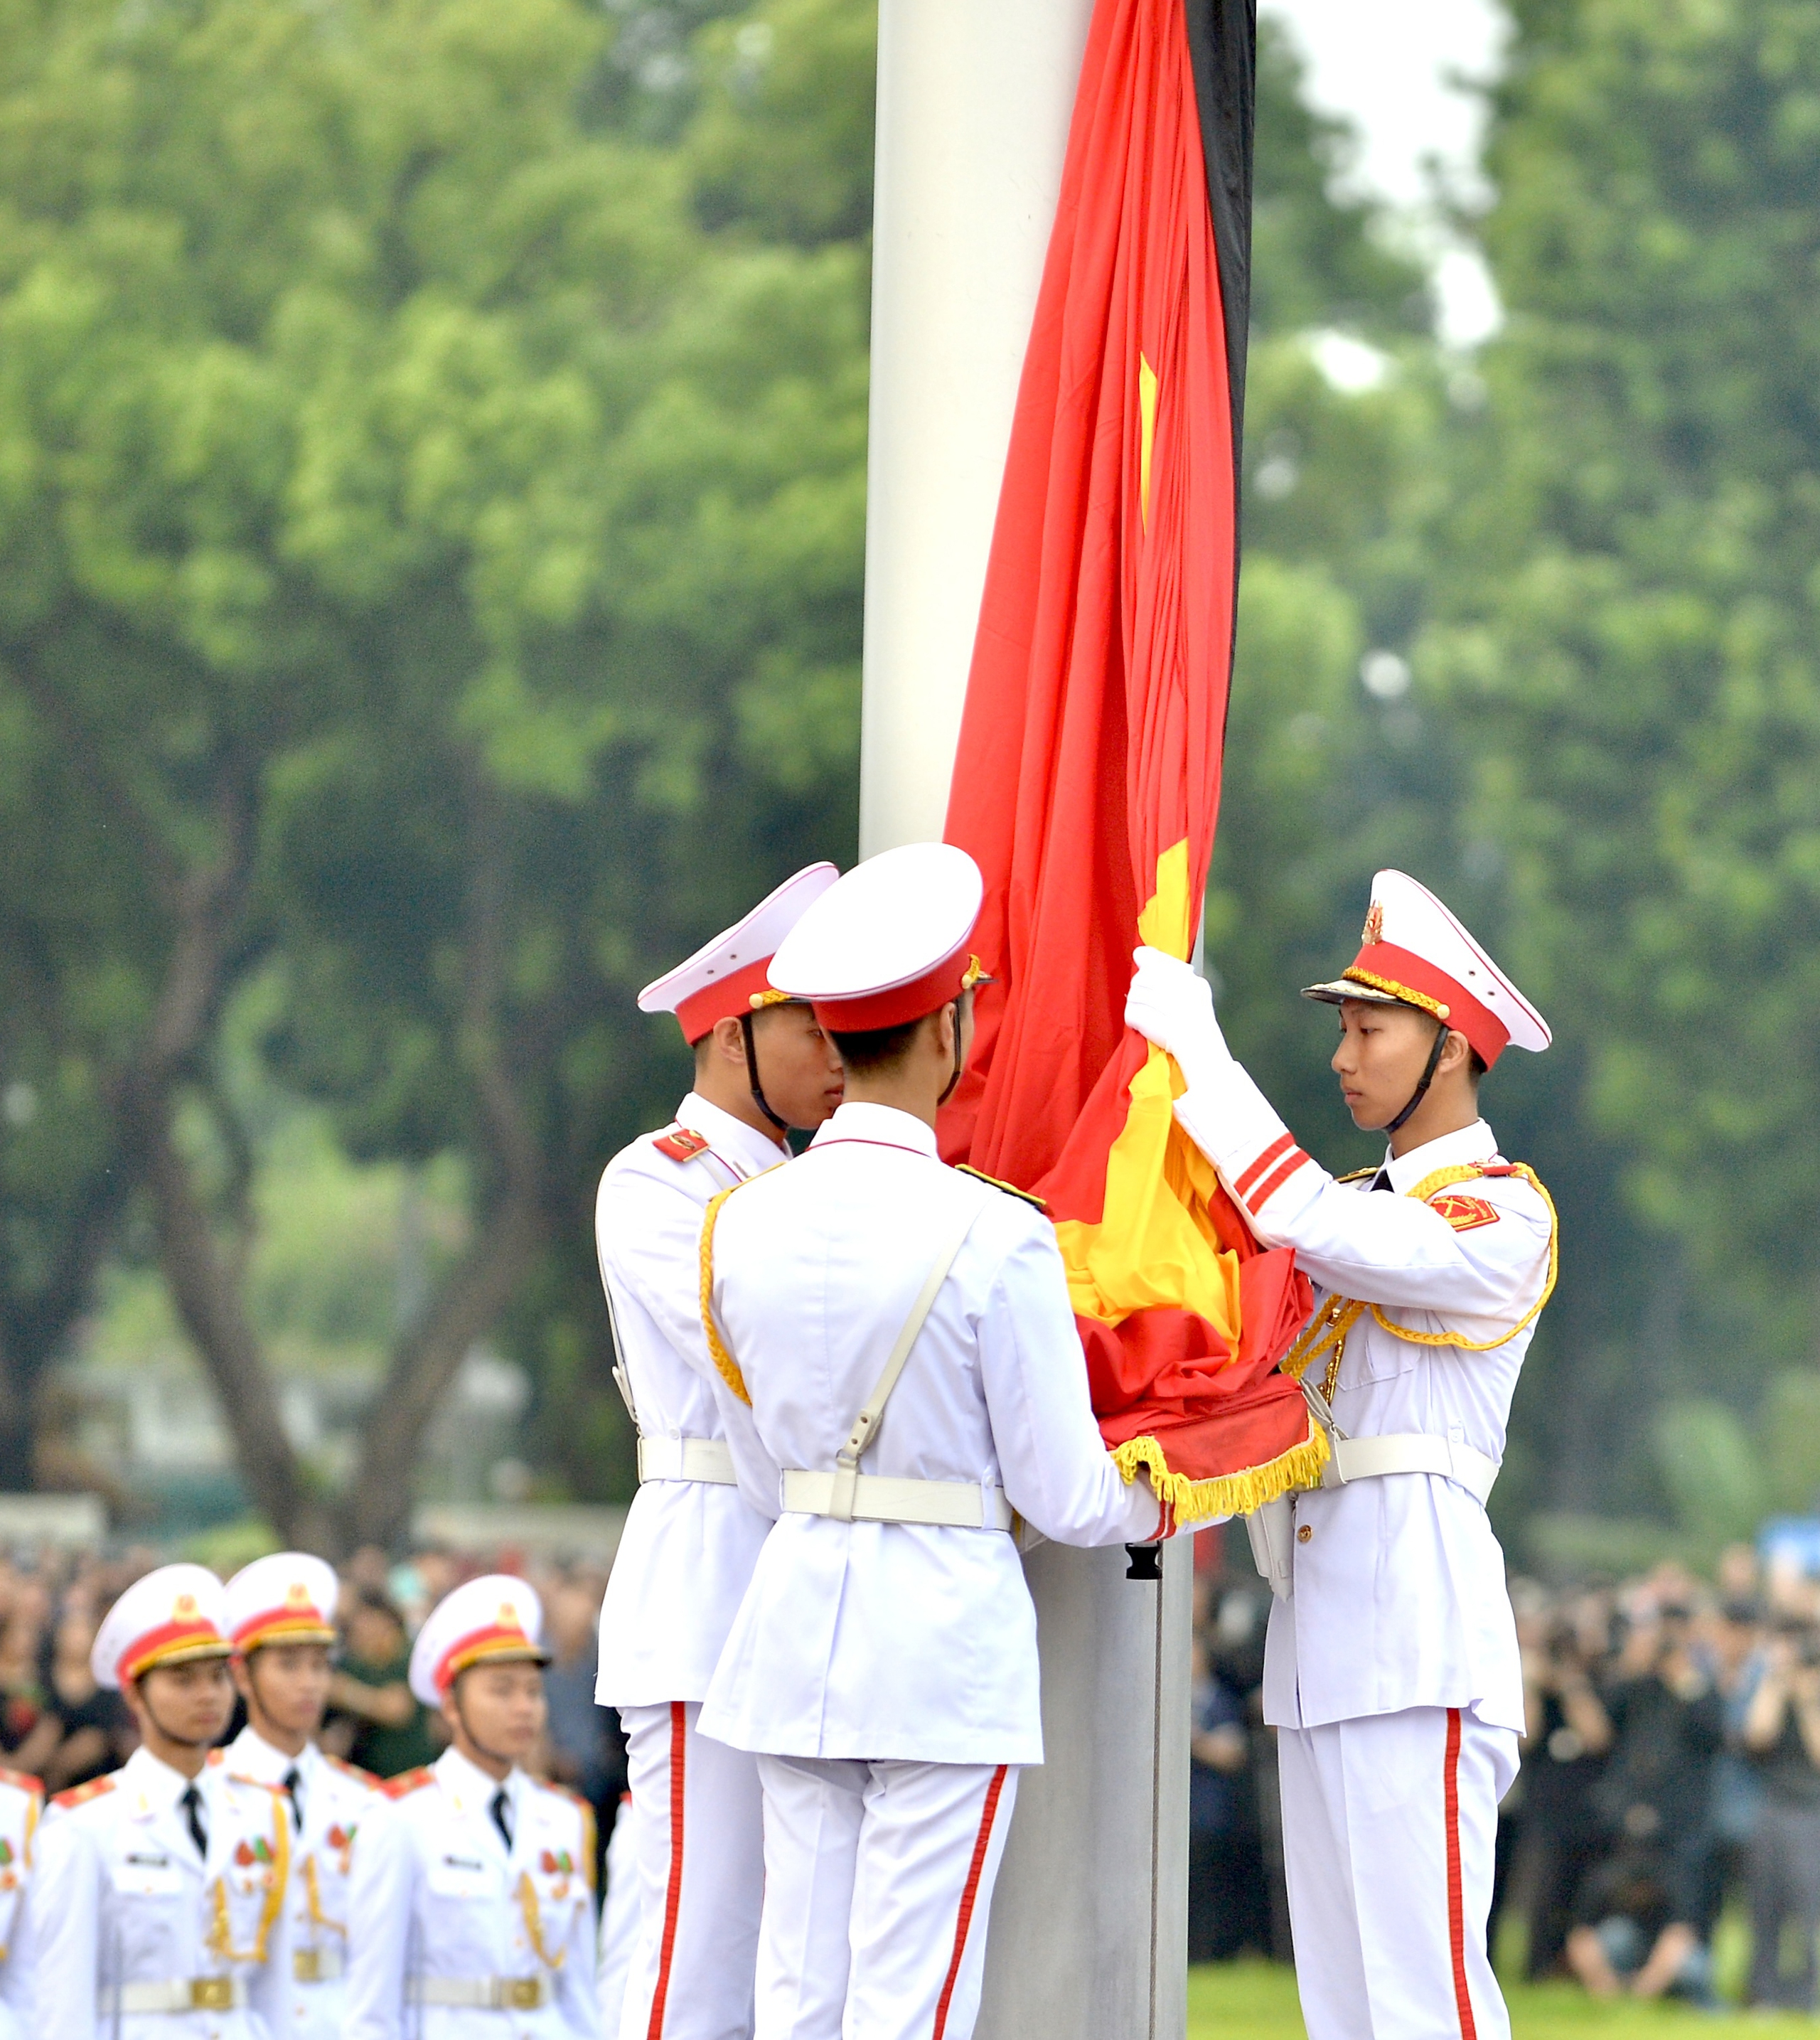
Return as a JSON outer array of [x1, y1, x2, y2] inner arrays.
[[941, 0, 1322, 1519]]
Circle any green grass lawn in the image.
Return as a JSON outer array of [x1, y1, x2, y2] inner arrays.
[[1187, 1960, 1820, 2040]]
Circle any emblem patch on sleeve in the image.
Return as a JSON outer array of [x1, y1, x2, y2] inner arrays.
[[653, 1128, 711, 1163], [1430, 1193, 1500, 1232]]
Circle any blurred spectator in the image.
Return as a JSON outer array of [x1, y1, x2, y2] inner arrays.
[[1565, 1851, 1712, 2002], [1517, 1593, 1613, 1978], [1590, 1601, 1723, 1953], [39, 1605, 133, 1790], [1740, 1620, 1820, 2009], [0, 1611, 58, 1776], [324, 1588, 439, 1778], [1188, 1628, 1267, 1960]]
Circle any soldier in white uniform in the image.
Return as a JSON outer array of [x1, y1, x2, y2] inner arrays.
[[345, 1574, 597, 2039], [1125, 869, 1557, 2040], [698, 843, 1168, 2040], [594, 863, 842, 2040], [31, 1562, 295, 2039], [0, 1765, 41, 2036], [220, 1552, 380, 2036]]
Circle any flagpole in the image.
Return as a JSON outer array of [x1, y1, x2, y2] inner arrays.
[[860, 4, 1191, 2034]]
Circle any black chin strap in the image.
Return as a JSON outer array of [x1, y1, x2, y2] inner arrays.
[[938, 1000, 964, 1106], [136, 1680, 216, 1753], [740, 1010, 791, 1133], [1384, 1017, 1450, 1136]]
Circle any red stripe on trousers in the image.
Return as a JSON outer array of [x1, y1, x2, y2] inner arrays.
[[1233, 1131, 1295, 1198], [646, 1702, 687, 2040], [1443, 1707, 1478, 2040], [931, 1764, 1009, 2040]]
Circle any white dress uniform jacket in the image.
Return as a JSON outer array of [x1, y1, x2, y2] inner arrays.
[[215, 1731, 378, 2037], [1174, 1077, 1551, 1736], [0, 1768, 40, 2037], [343, 1746, 596, 2040], [594, 1091, 785, 1706], [31, 1746, 294, 2040], [700, 1101, 1162, 1767]]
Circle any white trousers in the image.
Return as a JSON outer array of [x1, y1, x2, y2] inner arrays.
[[617, 1702, 765, 2040], [754, 1755, 1018, 2040], [1278, 1706, 1519, 2040], [598, 1794, 639, 2037]]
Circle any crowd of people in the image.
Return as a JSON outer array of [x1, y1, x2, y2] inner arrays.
[[0, 1537, 626, 1859], [1191, 1532, 1820, 2010]]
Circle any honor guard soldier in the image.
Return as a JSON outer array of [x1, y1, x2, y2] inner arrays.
[[697, 843, 1167, 2040], [219, 1552, 378, 2036], [31, 1562, 295, 2039], [0, 1766, 41, 2036], [344, 1574, 597, 2039], [1125, 870, 1556, 2040], [594, 863, 842, 2040]]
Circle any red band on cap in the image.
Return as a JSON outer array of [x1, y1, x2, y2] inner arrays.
[[231, 1606, 335, 1650], [122, 1618, 228, 1684], [673, 957, 781, 1045], [433, 1621, 542, 1694], [810, 947, 975, 1035], [1347, 942, 1509, 1067]]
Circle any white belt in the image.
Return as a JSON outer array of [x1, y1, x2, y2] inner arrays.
[[408, 1975, 550, 2010], [1321, 1431, 1499, 1506], [294, 1945, 345, 1983], [783, 1468, 1013, 1531], [637, 1435, 736, 1485], [103, 1977, 247, 2014]]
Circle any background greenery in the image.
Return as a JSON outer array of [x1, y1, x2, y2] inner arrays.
[[0, 0, 1813, 1560]]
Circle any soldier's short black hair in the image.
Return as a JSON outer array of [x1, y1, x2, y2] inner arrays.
[[828, 1016, 925, 1074]]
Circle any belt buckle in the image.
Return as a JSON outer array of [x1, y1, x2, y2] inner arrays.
[[505, 1977, 543, 2009], [189, 1978, 236, 2012], [294, 1948, 324, 1983]]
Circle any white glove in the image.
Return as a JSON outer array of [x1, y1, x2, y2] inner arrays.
[[1124, 946, 1232, 1091]]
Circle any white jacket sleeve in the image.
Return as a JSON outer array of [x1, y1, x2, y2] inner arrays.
[[598, 1170, 780, 1520], [978, 1214, 1164, 1547], [343, 1797, 410, 2040], [1172, 1062, 1551, 1323], [28, 1811, 99, 2040]]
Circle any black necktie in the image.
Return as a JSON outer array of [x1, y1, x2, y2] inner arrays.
[[1369, 1170, 1393, 1192], [282, 1766, 304, 1832], [181, 1783, 208, 1859], [491, 1786, 513, 1853]]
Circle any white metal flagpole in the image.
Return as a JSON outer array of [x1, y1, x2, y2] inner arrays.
[[859, 4, 1192, 2035]]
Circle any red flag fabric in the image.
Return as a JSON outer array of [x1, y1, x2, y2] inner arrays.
[[941, 0, 1320, 1519]]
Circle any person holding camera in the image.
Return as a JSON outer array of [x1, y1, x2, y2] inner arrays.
[[1740, 1621, 1820, 2010]]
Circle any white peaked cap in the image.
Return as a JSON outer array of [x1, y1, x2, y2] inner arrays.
[[92, 1562, 232, 1691], [224, 1551, 339, 1654], [769, 843, 987, 1030], [409, 1573, 548, 1709], [638, 863, 840, 1044], [1302, 868, 1549, 1066]]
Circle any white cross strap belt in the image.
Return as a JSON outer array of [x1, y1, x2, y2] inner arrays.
[[103, 1978, 247, 2014], [783, 1468, 1015, 1531], [408, 1975, 550, 2009], [294, 1944, 345, 1983], [1320, 1431, 1499, 1506], [637, 1434, 737, 1485], [786, 1188, 1002, 1531]]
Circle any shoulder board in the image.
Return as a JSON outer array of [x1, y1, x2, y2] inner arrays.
[[324, 1754, 382, 1790], [955, 1164, 1047, 1212], [1334, 1166, 1379, 1185], [51, 1776, 116, 1810], [0, 1768, 42, 1800], [381, 1766, 436, 1800], [653, 1127, 712, 1163]]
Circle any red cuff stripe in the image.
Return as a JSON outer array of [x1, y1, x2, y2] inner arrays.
[[1246, 1149, 1311, 1213], [1233, 1132, 1296, 1199]]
